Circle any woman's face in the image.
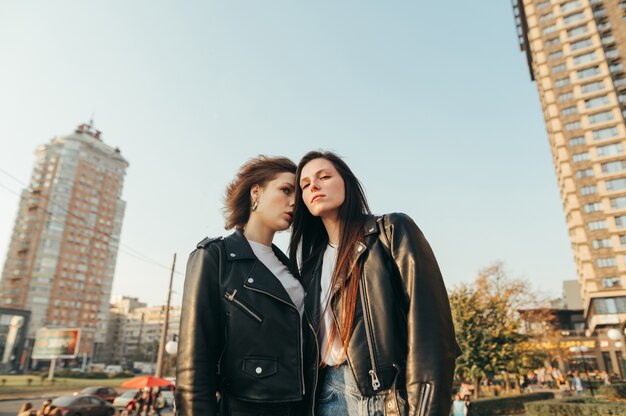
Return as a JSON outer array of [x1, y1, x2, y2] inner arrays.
[[299, 158, 345, 219], [254, 172, 296, 232]]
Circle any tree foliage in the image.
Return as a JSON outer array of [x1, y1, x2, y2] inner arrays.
[[450, 262, 547, 393]]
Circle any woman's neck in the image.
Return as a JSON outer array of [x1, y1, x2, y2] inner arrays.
[[243, 219, 275, 246], [321, 215, 341, 246]]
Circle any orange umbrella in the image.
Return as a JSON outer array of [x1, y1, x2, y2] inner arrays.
[[120, 375, 173, 389]]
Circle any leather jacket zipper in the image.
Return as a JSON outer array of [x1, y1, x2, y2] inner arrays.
[[244, 285, 306, 396], [305, 310, 319, 416], [418, 382, 432, 416], [224, 289, 263, 323], [358, 278, 381, 391]]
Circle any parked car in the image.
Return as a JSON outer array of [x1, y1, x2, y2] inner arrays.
[[52, 395, 115, 416], [73, 387, 119, 402], [112, 391, 138, 409]]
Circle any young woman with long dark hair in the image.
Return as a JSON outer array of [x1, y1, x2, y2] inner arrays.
[[176, 156, 311, 416], [290, 151, 460, 416]]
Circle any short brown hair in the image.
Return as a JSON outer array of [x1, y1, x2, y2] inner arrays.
[[224, 155, 296, 230]]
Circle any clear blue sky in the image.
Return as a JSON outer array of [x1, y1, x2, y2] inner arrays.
[[0, 1, 576, 306]]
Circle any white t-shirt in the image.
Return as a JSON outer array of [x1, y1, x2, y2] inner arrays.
[[248, 240, 305, 317], [319, 243, 347, 365]]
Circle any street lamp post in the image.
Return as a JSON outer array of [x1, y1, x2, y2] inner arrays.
[[155, 253, 176, 378], [569, 345, 595, 398]]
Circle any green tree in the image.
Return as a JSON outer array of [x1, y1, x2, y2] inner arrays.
[[450, 262, 545, 397]]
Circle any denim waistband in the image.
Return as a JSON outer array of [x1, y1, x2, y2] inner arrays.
[[324, 362, 362, 395]]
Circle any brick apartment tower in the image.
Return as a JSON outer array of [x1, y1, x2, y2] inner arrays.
[[0, 123, 128, 362], [513, 0, 626, 370]]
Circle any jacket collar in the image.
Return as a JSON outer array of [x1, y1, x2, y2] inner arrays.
[[223, 230, 258, 260], [223, 230, 296, 307]]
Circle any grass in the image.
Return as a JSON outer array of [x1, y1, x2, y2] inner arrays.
[[0, 375, 134, 397]]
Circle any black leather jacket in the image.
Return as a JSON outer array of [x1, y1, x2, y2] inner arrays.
[[175, 231, 311, 415], [301, 213, 460, 416]]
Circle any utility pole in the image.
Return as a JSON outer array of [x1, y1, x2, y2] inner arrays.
[[155, 253, 176, 378]]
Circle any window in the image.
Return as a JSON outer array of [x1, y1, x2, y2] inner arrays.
[[561, 0, 582, 13], [577, 66, 601, 79], [588, 220, 608, 230], [601, 277, 621, 288], [597, 257, 617, 268], [565, 121, 582, 131], [555, 76, 571, 88], [549, 50, 564, 60], [593, 126, 619, 141], [593, 7, 606, 18], [592, 238, 612, 248], [605, 178, 626, 191], [573, 51, 597, 65], [601, 160, 626, 173], [594, 296, 626, 313], [610, 63, 624, 74], [562, 105, 578, 116], [567, 25, 589, 38], [584, 202, 603, 212], [563, 11, 586, 25], [581, 185, 598, 195], [569, 136, 586, 146], [585, 95, 610, 108], [559, 91, 574, 101], [615, 215, 626, 227], [540, 12, 555, 24], [588, 110, 614, 124], [606, 49, 619, 59], [543, 24, 558, 35], [576, 168, 594, 178], [602, 35, 615, 45], [581, 81, 604, 94], [537, 0, 550, 10], [610, 196, 626, 209], [569, 37, 593, 51], [553, 63, 567, 73], [572, 152, 589, 162], [545, 37, 561, 47]]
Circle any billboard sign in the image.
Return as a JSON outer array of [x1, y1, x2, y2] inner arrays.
[[32, 328, 80, 359]]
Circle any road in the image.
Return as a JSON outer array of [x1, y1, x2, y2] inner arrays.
[[0, 398, 174, 416]]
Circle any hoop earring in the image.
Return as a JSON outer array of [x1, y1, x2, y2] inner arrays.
[[251, 200, 258, 212]]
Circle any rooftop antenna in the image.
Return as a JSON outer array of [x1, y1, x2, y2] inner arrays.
[[89, 112, 95, 129]]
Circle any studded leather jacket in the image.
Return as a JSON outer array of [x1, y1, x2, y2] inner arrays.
[[300, 213, 460, 416], [175, 231, 313, 415]]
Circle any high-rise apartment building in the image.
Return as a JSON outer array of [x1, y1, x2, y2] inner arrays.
[[513, 0, 626, 372], [0, 123, 128, 361]]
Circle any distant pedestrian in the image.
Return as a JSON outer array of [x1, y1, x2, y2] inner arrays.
[[601, 370, 611, 385], [572, 371, 584, 396], [17, 402, 35, 416], [36, 401, 50, 416], [449, 393, 468, 416]]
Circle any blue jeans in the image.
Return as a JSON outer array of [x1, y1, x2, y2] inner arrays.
[[317, 363, 406, 416]]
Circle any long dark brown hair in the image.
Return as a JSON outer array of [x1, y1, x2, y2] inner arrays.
[[224, 155, 296, 230], [289, 150, 371, 352]]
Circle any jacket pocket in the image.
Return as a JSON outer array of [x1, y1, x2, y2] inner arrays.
[[224, 289, 263, 323], [242, 356, 277, 379]]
